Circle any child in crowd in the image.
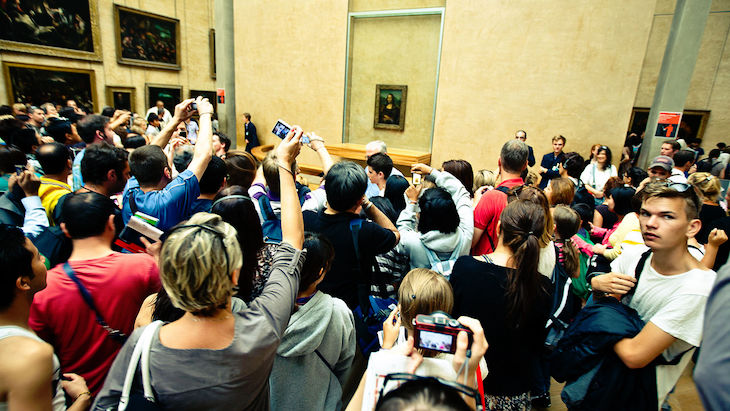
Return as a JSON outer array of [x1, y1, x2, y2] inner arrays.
[[269, 233, 356, 410]]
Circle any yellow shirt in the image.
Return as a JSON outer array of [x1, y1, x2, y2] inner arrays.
[[38, 177, 72, 225]]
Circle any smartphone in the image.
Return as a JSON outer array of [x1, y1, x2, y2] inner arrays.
[[413, 313, 472, 354], [412, 173, 422, 185], [190, 102, 197, 111], [14, 165, 25, 176], [179, 130, 187, 138]]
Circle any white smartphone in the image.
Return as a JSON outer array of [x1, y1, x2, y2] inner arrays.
[[272, 119, 310, 144], [412, 173, 422, 185]]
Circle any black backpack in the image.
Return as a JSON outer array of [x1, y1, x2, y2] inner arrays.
[[544, 245, 582, 351]]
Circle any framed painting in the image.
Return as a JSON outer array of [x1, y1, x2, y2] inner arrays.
[[146, 84, 181, 114], [373, 84, 407, 131], [0, 0, 102, 61], [190, 90, 217, 113], [209, 29, 216, 79], [114, 5, 181, 70], [3, 62, 97, 112], [106, 86, 136, 112], [628, 107, 710, 141]]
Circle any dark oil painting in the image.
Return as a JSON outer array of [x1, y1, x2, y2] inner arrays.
[[0, 0, 93, 51], [6, 63, 95, 112], [116, 5, 179, 69]]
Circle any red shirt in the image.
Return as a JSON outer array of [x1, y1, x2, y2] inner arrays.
[[29, 252, 160, 394], [472, 178, 523, 255]]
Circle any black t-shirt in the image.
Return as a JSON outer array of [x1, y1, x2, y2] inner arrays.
[[596, 204, 618, 229], [303, 210, 397, 309], [450, 255, 551, 396], [697, 204, 728, 245], [708, 217, 730, 271]]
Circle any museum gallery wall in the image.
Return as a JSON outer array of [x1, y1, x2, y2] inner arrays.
[[0, 0, 215, 115]]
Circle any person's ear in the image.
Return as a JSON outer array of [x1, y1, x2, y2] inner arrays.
[[60, 222, 71, 238], [107, 169, 117, 183], [231, 268, 240, 286], [16, 275, 32, 292], [106, 214, 115, 234], [163, 167, 172, 180], [66, 159, 73, 172], [686, 218, 702, 239]]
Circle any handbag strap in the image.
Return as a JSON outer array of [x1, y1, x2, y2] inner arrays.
[[119, 321, 163, 411], [62, 263, 127, 343]]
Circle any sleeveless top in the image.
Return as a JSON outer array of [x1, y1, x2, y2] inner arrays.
[[0, 326, 65, 411]]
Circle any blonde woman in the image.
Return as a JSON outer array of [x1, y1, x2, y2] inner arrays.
[[94, 127, 307, 410], [688, 172, 727, 244]]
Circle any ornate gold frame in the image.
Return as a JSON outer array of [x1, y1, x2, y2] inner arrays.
[[373, 84, 408, 131], [3, 62, 97, 112], [114, 5, 181, 71], [145, 83, 182, 111], [0, 0, 102, 61], [106, 86, 136, 112]]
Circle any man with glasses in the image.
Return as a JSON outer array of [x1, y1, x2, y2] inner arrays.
[[590, 182, 716, 407], [515, 130, 535, 167]]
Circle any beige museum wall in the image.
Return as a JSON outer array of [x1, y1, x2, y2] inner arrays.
[[346, 14, 441, 151], [634, 0, 730, 152], [0, 0, 215, 114], [236, 0, 658, 171]]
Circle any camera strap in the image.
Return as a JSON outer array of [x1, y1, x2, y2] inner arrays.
[[62, 262, 128, 344]]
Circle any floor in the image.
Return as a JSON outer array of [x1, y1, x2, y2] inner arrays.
[[542, 364, 703, 410]]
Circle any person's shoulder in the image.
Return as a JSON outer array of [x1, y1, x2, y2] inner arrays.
[[678, 267, 717, 296], [0, 335, 53, 376], [113, 251, 157, 266]]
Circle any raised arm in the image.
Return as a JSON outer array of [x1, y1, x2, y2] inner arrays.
[[277, 126, 304, 249], [185, 97, 214, 181], [363, 196, 400, 245], [307, 133, 334, 174], [150, 99, 195, 148]]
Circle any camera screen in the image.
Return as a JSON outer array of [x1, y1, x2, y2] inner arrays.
[[417, 330, 454, 352], [272, 121, 290, 139]]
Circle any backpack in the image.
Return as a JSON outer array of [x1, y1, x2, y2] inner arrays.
[[484, 185, 514, 251], [257, 183, 311, 243], [422, 235, 465, 279], [349, 218, 398, 356], [544, 245, 581, 351]]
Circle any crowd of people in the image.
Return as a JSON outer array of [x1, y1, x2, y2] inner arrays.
[[0, 97, 729, 411]]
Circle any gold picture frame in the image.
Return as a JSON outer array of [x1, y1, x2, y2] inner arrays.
[[106, 86, 136, 112], [145, 83, 182, 114], [114, 5, 181, 70], [373, 84, 407, 131], [3, 62, 97, 112], [0, 0, 102, 61]]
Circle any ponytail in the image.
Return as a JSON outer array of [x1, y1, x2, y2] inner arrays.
[[499, 200, 546, 327], [553, 205, 581, 278], [560, 238, 580, 278]]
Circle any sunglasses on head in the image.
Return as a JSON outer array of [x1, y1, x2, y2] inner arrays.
[[377, 373, 480, 407], [162, 223, 230, 275]]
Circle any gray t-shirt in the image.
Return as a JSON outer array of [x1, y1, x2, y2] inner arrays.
[[93, 242, 305, 411]]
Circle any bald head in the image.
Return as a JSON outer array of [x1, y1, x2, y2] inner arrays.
[[36, 142, 71, 175], [365, 140, 387, 159]]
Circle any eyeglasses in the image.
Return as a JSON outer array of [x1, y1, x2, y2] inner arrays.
[[162, 223, 230, 275], [656, 181, 692, 193], [376, 373, 481, 407]]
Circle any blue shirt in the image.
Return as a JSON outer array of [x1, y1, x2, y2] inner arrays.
[[122, 169, 200, 231], [188, 198, 213, 216], [72, 148, 85, 191]]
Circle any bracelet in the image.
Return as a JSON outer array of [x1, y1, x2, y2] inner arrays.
[[75, 391, 92, 401], [277, 162, 295, 177], [363, 201, 373, 211], [198, 111, 213, 116], [408, 200, 417, 205]]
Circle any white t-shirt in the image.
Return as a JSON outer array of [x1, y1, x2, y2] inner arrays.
[[580, 163, 617, 191], [610, 247, 716, 406], [668, 168, 687, 184]]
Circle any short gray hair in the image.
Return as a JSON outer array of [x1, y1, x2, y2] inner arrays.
[[500, 140, 529, 174], [366, 140, 387, 154]]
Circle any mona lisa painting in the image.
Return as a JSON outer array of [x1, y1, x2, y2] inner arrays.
[[373, 84, 407, 131]]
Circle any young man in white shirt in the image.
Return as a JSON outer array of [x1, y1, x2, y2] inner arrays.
[[591, 181, 716, 407], [365, 152, 393, 197]]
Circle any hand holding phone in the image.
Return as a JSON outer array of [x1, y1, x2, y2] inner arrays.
[[273, 119, 310, 144], [412, 173, 421, 185]]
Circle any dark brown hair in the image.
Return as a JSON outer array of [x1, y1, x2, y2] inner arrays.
[[442, 159, 474, 197]]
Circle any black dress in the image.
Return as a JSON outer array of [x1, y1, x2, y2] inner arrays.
[[449, 255, 551, 396]]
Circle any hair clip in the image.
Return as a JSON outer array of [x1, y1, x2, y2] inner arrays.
[[411, 294, 417, 300]]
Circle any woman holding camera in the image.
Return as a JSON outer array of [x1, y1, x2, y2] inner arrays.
[[93, 128, 306, 410], [450, 200, 551, 410]]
